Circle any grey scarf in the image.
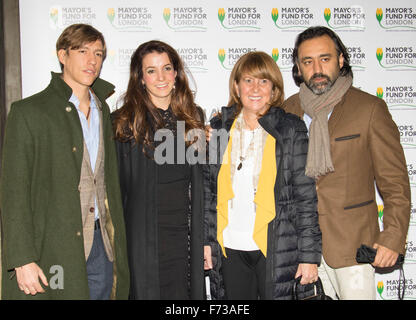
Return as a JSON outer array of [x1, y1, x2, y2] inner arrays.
[[299, 75, 353, 179]]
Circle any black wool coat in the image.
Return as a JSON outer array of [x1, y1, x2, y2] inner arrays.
[[112, 110, 204, 300], [203, 105, 322, 300]]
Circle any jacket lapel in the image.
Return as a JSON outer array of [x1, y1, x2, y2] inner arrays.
[[328, 95, 346, 137]]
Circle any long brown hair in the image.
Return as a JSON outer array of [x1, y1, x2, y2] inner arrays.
[[113, 40, 204, 148], [228, 51, 284, 117]]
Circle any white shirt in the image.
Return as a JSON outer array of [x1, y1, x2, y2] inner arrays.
[[303, 111, 333, 133], [223, 128, 260, 251]]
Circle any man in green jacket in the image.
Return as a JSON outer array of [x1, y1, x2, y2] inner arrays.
[[0, 24, 129, 299]]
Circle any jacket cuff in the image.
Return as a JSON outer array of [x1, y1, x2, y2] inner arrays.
[[376, 231, 407, 255]]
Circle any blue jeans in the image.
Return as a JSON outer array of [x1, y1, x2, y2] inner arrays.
[[86, 228, 113, 300]]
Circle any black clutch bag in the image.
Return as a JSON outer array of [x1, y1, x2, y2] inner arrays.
[[356, 244, 406, 300], [292, 277, 333, 300], [356, 244, 404, 266]]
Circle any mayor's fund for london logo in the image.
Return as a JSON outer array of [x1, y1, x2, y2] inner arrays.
[[271, 47, 292, 71], [377, 278, 416, 300], [49, 6, 97, 29], [323, 6, 365, 31], [218, 47, 256, 70], [271, 7, 314, 31], [377, 85, 416, 110], [163, 7, 207, 31], [347, 46, 366, 71], [177, 47, 208, 73], [107, 7, 152, 31], [376, 8, 416, 31], [397, 123, 416, 149], [218, 7, 261, 32], [376, 47, 416, 70]]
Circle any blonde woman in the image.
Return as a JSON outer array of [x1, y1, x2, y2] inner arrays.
[[203, 51, 321, 299]]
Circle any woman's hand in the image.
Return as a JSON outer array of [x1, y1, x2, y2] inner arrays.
[[204, 245, 213, 270], [295, 263, 318, 285]]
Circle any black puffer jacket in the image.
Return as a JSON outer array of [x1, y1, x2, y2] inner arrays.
[[203, 105, 321, 300]]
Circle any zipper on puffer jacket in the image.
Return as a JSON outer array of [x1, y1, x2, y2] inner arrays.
[[269, 140, 284, 298]]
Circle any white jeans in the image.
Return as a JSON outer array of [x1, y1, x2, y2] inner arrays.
[[318, 256, 376, 300]]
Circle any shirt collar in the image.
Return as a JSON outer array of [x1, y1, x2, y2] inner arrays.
[[69, 90, 97, 111]]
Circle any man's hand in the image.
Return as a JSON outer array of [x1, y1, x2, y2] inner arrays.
[[295, 263, 318, 285], [15, 262, 48, 295], [372, 243, 399, 268], [204, 245, 213, 270]]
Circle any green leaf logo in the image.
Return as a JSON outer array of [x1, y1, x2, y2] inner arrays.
[[376, 8, 383, 23], [218, 48, 226, 64], [163, 8, 171, 23], [50, 7, 59, 25], [324, 8, 331, 23], [376, 48, 383, 62], [377, 204, 384, 220], [107, 8, 115, 24], [218, 8, 225, 24], [272, 48, 279, 62], [376, 88, 384, 99], [377, 281, 384, 297], [271, 8, 279, 23]]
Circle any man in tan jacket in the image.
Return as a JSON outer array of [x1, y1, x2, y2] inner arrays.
[[283, 26, 410, 299]]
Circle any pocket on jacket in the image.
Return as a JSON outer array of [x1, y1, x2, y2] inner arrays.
[[335, 134, 360, 141], [344, 199, 373, 210]]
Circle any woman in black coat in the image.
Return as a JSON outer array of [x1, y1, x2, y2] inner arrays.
[[203, 51, 322, 300], [112, 40, 205, 299]]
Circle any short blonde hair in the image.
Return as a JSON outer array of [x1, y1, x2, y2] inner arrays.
[[56, 24, 106, 71], [228, 51, 284, 115]]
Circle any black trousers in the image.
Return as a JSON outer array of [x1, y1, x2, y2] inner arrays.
[[222, 248, 266, 300]]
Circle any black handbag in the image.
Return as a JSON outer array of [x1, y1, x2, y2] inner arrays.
[[356, 244, 404, 266], [292, 277, 333, 300]]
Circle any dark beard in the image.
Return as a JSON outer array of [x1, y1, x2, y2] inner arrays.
[[306, 73, 334, 95]]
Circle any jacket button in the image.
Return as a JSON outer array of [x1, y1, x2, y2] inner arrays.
[[89, 207, 95, 213], [76, 231, 81, 236], [72, 146, 77, 152], [66, 106, 72, 112]]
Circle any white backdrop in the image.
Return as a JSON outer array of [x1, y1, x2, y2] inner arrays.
[[18, 0, 416, 300]]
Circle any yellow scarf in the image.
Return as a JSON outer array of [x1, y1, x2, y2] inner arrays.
[[217, 119, 277, 257]]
